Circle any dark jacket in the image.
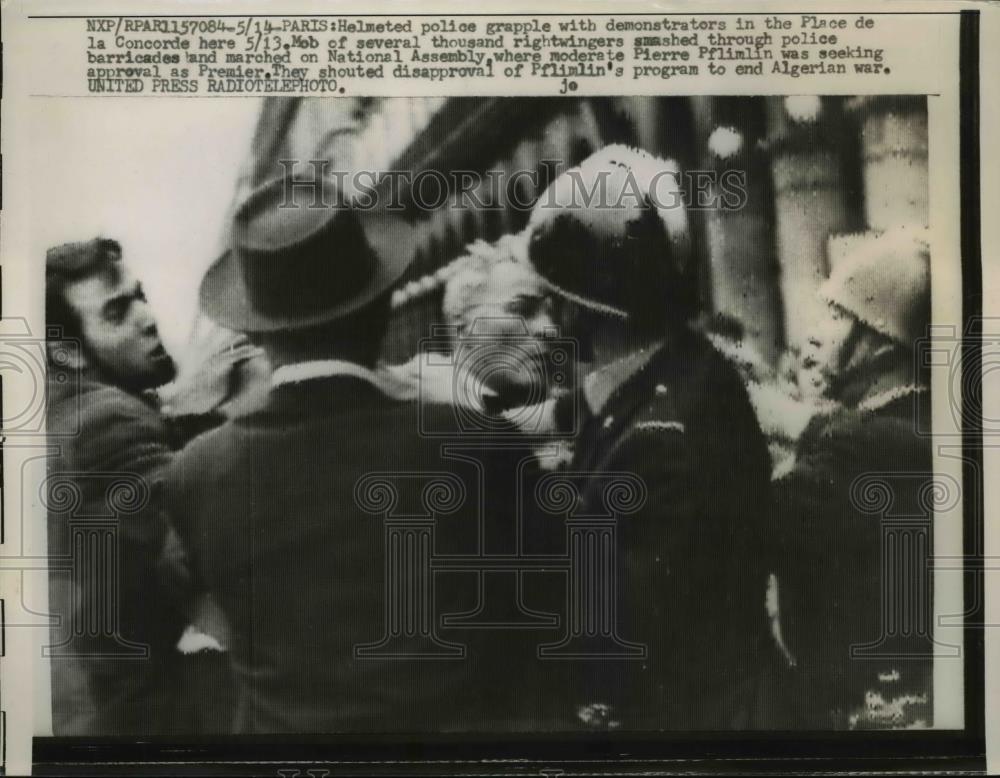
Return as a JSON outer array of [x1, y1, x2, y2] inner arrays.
[[773, 389, 934, 728], [550, 330, 773, 730], [166, 374, 539, 734], [46, 373, 191, 734]]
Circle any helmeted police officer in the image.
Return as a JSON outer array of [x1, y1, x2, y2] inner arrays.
[[773, 227, 934, 729], [526, 145, 773, 729]]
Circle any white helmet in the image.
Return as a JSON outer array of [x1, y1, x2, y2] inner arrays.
[[819, 227, 930, 346]]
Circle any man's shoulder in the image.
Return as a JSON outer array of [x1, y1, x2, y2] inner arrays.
[[47, 374, 166, 443], [49, 376, 173, 474], [623, 333, 753, 430], [68, 377, 165, 428], [641, 331, 751, 405], [171, 406, 260, 473], [175, 391, 432, 450], [689, 333, 757, 400], [797, 402, 930, 470], [600, 334, 769, 481], [804, 403, 913, 442], [619, 379, 687, 441], [172, 414, 232, 455], [173, 385, 514, 453]]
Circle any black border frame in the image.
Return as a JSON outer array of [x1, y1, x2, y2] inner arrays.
[[29, 8, 986, 776]]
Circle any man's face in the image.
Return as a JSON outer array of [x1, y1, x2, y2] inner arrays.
[[63, 265, 176, 391], [467, 262, 556, 338], [458, 261, 560, 406], [797, 307, 854, 399], [799, 304, 892, 401]]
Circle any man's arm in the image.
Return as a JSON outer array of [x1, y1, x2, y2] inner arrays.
[[74, 388, 195, 632]]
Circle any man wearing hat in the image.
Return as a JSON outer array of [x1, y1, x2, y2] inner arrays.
[[525, 145, 773, 729], [166, 176, 527, 733], [771, 228, 934, 728]]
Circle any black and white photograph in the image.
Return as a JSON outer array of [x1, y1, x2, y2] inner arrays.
[[36, 94, 944, 735], [1, 1, 994, 774]]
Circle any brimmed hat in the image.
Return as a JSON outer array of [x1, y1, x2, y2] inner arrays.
[[527, 144, 690, 320], [819, 227, 930, 346], [200, 176, 415, 333]]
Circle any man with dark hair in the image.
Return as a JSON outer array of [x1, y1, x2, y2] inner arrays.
[[166, 176, 520, 733], [524, 145, 773, 729], [46, 238, 176, 392], [45, 237, 191, 734]]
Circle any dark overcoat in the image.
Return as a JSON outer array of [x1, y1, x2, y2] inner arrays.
[[547, 330, 774, 730], [773, 389, 934, 728], [47, 373, 191, 734], [166, 373, 547, 733]]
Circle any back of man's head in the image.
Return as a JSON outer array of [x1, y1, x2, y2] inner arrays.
[[251, 292, 393, 370]]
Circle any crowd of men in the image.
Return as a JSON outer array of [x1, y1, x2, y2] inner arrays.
[[45, 144, 933, 735]]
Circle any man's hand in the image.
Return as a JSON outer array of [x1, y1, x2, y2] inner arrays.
[[163, 327, 262, 417]]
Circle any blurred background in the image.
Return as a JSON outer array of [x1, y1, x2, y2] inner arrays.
[[31, 95, 929, 373], [29, 97, 261, 357]]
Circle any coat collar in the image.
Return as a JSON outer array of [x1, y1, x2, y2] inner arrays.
[[581, 328, 711, 435], [263, 360, 400, 417], [582, 339, 665, 416], [271, 359, 388, 391], [855, 384, 926, 414]]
